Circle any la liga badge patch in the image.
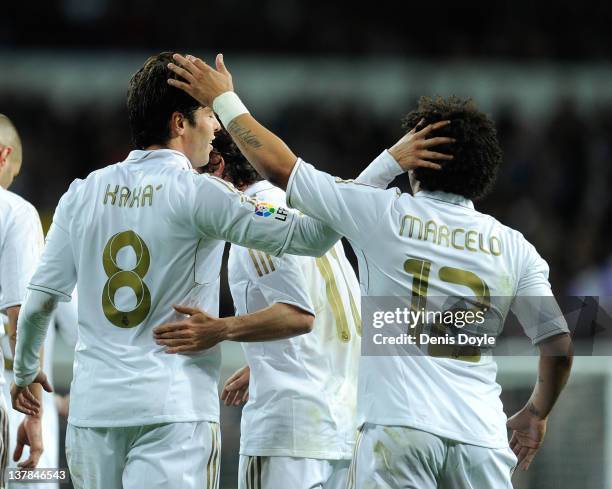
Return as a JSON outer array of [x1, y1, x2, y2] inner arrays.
[[255, 202, 277, 217]]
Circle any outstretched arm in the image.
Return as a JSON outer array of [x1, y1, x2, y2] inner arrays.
[[167, 53, 453, 189], [153, 303, 314, 353]]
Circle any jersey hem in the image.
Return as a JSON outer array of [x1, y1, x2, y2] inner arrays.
[[268, 298, 315, 316], [285, 158, 303, 210], [532, 327, 570, 344], [67, 413, 220, 428], [239, 447, 353, 460], [360, 417, 509, 449], [0, 300, 22, 312]]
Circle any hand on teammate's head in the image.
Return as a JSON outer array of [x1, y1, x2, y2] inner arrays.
[[167, 53, 234, 107]]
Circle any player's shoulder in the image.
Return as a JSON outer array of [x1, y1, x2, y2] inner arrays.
[[478, 210, 542, 263], [57, 176, 87, 206], [486, 212, 528, 244], [80, 160, 130, 185], [0, 186, 34, 211], [0, 187, 39, 222], [248, 181, 286, 206]]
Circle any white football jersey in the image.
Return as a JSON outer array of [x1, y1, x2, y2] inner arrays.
[[0, 187, 44, 388], [286, 151, 569, 448], [27, 149, 338, 428], [228, 182, 361, 460]]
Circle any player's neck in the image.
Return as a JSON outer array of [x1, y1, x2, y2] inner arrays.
[[145, 136, 191, 156], [144, 142, 183, 154]]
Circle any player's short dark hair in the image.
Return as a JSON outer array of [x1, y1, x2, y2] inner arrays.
[[127, 52, 201, 149], [205, 129, 262, 188], [402, 96, 502, 201]]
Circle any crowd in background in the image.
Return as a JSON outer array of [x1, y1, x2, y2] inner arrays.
[[1, 90, 611, 298], [4, 1, 611, 61]]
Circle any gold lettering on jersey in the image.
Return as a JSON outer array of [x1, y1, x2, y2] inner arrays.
[[142, 185, 154, 206], [102, 184, 158, 208], [119, 187, 131, 207], [465, 230, 478, 252], [424, 220, 437, 243], [399, 215, 423, 239], [104, 184, 120, 205], [399, 214, 503, 257], [451, 228, 465, 250], [490, 237, 502, 256], [478, 234, 490, 255], [129, 187, 142, 208], [437, 225, 450, 247]]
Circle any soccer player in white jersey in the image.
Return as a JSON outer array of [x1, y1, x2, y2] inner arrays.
[[165, 54, 574, 488], [155, 130, 372, 489], [9, 52, 398, 489], [0, 114, 50, 488]]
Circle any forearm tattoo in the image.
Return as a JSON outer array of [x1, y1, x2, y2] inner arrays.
[[227, 120, 263, 149]]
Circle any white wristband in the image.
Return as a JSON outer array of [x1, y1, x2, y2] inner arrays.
[[212, 91, 250, 127]]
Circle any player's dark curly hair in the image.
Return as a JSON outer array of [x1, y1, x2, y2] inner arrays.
[[204, 129, 262, 188], [127, 52, 201, 149], [402, 96, 502, 201]]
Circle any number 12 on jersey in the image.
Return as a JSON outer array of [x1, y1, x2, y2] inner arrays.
[[404, 258, 490, 362]]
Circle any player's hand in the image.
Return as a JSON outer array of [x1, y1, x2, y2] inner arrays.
[[167, 53, 234, 107], [10, 371, 53, 416], [388, 120, 455, 171], [13, 415, 44, 468], [507, 403, 548, 471], [221, 366, 250, 406], [153, 304, 229, 353]]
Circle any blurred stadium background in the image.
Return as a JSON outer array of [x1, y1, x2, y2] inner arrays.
[[2, 1, 612, 488]]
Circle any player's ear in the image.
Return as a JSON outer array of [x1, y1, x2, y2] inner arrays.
[[169, 112, 186, 138], [0, 145, 12, 168], [212, 155, 225, 178]]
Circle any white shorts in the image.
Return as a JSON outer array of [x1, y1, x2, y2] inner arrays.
[[66, 421, 220, 489], [238, 455, 350, 489], [348, 424, 517, 489]]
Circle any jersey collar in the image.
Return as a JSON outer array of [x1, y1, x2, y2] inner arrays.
[[414, 190, 475, 209], [125, 149, 193, 171]]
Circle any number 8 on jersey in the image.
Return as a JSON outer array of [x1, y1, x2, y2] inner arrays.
[[102, 230, 151, 328]]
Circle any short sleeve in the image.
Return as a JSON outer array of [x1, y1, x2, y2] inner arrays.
[[190, 174, 297, 256], [188, 173, 339, 257], [0, 202, 44, 311], [510, 241, 569, 344], [239, 248, 314, 315], [27, 182, 80, 301], [286, 159, 396, 246]]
